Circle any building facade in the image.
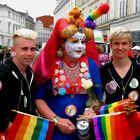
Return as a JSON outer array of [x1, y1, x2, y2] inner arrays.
[[0, 4, 35, 48], [35, 15, 54, 50], [110, 0, 140, 45], [53, 0, 140, 45], [53, 0, 75, 24]]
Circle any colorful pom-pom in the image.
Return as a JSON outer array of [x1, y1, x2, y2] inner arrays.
[[90, 3, 110, 20], [98, 3, 110, 14], [84, 3, 110, 29]]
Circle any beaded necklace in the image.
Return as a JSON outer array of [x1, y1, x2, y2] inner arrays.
[[63, 61, 80, 83]]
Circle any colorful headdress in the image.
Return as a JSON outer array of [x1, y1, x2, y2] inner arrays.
[[85, 3, 110, 29], [58, 7, 94, 41], [33, 4, 110, 86]]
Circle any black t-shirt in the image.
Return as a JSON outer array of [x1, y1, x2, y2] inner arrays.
[[100, 58, 140, 111]]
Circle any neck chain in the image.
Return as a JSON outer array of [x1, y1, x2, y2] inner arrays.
[[108, 65, 133, 99]]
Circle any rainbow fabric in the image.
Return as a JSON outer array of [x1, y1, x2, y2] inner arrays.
[[93, 100, 135, 140], [6, 112, 54, 140]]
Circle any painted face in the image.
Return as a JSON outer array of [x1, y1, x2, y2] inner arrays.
[[64, 32, 86, 59]]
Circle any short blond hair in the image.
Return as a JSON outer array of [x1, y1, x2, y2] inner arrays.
[[13, 28, 37, 46], [13, 28, 37, 40], [109, 27, 132, 43]]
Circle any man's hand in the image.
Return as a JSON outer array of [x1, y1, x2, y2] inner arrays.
[[0, 132, 5, 140], [57, 118, 76, 134], [123, 98, 138, 115]]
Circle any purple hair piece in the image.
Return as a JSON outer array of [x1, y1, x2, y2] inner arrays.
[[85, 20, 96, 29]]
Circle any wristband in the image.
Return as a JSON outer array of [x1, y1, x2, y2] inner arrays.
[[53, 115, 60, 126]]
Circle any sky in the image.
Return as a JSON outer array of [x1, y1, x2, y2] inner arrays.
[[0, 0, 56, 19]]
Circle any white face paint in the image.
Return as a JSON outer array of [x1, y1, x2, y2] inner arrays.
[[64, 32, 86, 59]]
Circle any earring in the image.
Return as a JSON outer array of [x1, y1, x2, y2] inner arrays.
[[57, 47, 63, 58], [12, 52, 16, 57]]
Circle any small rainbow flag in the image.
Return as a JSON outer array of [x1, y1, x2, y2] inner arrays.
[[93, 112, 135, 140], [93, 99, 137, 140], [6, 111, 54, 140]]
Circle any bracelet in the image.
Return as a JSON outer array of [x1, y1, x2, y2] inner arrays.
[[53, 115, 60, 126]]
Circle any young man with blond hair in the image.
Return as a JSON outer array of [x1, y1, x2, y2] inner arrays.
[[0, 28, 37, 137]]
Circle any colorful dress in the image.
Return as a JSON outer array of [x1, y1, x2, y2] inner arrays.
[[35, 57, 103, 140]]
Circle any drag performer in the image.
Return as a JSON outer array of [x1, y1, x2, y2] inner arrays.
[[33, 4, 109, 140]]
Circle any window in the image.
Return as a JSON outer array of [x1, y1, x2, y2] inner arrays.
[[132, 31, 140, 46], [8, 22, 11, 33], [106, 0, 109, 20], [120, 0, 128, 17], [8, 11, 10, 18], [13, 14, 15, 20], [136, 0, 140, 12], [0, 21, 1, 32], [7, 39, 11, 47]]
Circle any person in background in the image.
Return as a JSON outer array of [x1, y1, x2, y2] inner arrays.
[[96, 44, 104, 54], [0, 50, 3, 64], [100, 27, 140, 112], [131, 45, 140, 65], [96, 45, 104, 66], [32, 5, 107, 140], [4, 49, 13, 63], [0, 50, 5, 64], [0, 28, 37, 138], [96, 44, 111, 67]]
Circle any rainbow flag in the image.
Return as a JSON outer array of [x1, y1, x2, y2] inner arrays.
[[93, 99, 136, 140], [93, 112, 134, 140], [6, 111, 54, 140]]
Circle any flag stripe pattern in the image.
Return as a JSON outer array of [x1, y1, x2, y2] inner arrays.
[[6, 112, 54, 140], [93, 99, 134, 140]]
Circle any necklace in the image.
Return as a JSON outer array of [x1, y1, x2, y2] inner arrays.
[[63, 62, 80, 83], [20, 72, 32, 113], [108, 65, 133, 99]]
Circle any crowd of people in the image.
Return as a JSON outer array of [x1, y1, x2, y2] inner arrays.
[[0, 4, 140, 140], [0, 49, 11, 64]]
